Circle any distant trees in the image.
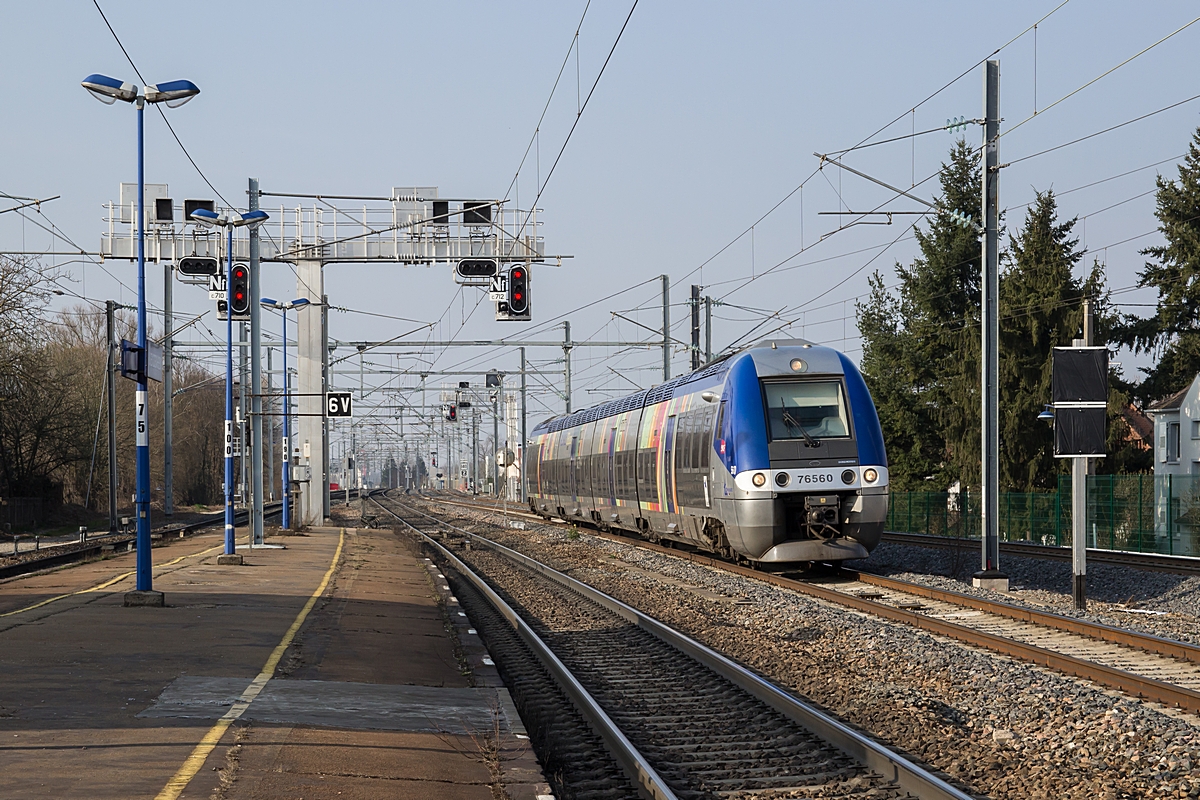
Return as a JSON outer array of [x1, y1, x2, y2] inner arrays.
[[1114, 127, 1200, 403], [0, 254, 228, 516], [859, 141, 1156, 494], [858, 140, 981, 491]]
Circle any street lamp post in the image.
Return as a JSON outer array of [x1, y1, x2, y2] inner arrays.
[[260, 298, 311, 531], [82, 73, 199, 607], [190, 208, 269, 564]]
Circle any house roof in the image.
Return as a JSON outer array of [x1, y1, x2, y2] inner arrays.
[[1147, 384, 1189, 412], [1122, 404, 1154, 441]]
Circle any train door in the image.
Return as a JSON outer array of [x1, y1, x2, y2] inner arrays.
[[568, 434, 579, 512], [661, 414, 685, 536]]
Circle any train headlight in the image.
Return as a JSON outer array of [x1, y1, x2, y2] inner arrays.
[[774, 472, 790, 487], [863, 468, 879, 484], [752, 472, 767, 487], [789, 358, 807, 372], [841, 469, 856, 485]]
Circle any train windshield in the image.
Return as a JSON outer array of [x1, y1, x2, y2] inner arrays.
[[764, 381, 850, 441]]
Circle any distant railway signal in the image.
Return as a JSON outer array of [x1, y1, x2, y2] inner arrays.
[[178, 256, 219, 276], [457, 259, 497, 279]]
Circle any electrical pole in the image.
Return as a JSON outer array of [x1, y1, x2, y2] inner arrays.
[[974, 58, 1007, 592], [563, 321, 572, 414], [690, 284, 701, 372], [472, 410, 479, 495], [239, 320, 248, 507], [662, 274, 671, 382], [163, 263, 174, 517], [249, 176, 264, 545], [520, 347, 527, 502], [266, 347, 274, 502], [493, 386, 500, 497], [705, 295, 712, 364], [106, 300, 118, 534]]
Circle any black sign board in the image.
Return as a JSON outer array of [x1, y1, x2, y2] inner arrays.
[[1055, 406, 1107, 458], [1052, 347, 1108, 403]]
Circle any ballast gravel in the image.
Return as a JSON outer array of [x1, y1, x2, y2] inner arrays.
[[420, 503, 1200, 800], [853, 542, 1200, 649]]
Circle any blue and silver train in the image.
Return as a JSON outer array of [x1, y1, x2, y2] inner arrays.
[[524, 339, 889, 564]]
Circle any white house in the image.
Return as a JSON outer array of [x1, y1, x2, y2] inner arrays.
[[1146, 376, 1200, 554]]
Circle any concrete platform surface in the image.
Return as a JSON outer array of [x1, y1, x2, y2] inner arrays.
[[0, 524, 548, 799]]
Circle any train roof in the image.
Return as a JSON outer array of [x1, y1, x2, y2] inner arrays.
[[531, 339, 853, 436]]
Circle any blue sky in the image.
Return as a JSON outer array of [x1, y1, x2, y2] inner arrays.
[[3, 1, 1199, 431]]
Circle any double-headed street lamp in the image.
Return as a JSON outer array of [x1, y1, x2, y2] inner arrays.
[[259, 297, 311, 530], [82, 73, 200, 604], [190, 208, 269, 563]]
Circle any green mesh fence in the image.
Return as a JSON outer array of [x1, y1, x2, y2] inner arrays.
[[886, 474, 1200, 556]]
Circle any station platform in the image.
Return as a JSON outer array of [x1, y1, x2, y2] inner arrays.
[[0, 521, 549, 799]]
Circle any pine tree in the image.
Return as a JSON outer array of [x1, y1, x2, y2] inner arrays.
[[857, 140, 981, 490], [998, 190, 1085, 491], [1114, 127, 1200, 402]]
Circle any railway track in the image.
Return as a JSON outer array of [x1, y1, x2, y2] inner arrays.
[[0, 501, 287, 581], [421, 491, 1200, 717], [881, 530, 1200, 577], [372, 491, 970, 800]]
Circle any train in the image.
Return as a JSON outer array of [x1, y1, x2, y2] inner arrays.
[[524, 339, 889, 565]]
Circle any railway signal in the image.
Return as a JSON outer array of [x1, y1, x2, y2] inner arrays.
[[178, 256, 219, 276], [229, 263, 250, 315]]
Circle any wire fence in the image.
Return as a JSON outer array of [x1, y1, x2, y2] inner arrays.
[[887, 474, 1200, 556]]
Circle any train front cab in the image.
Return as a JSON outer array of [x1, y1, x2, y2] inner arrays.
[[716, 346, 888, 563]]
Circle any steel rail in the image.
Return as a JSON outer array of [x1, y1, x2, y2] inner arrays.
[[882, 530, 1200, 576], [425, 492, 1200, 715], [377, 492, 973, 800], [843, 568, 1200, 665], [370, 496, 677, 800]]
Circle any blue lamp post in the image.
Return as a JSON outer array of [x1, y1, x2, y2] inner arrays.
[[82, 73, 199, 605], [260, 297, 311, 530], [190, 208, 269, 563]]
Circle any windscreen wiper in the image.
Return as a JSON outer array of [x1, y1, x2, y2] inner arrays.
[[782, 405, 820, 447]]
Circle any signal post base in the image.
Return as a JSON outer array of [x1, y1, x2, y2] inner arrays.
[[972, 569, 1009, 592], [123, 589, 165, 608]]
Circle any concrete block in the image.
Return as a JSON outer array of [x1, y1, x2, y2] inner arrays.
[[123, 590, 165, 607]]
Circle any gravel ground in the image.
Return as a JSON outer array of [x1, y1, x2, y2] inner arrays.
[[850, 542, 1200, 648], [417, 501, 1200, 800]]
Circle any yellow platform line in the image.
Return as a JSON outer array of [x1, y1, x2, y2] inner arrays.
[[0, 542, 226, 619], [155, 529, 346, 800]]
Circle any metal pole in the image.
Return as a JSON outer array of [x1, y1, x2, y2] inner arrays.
[[1072, 455, 1087, 609], [133, 97, 155, 595], [322, 295, 330, 519], [705, 295, 712, 364], [662, 274, 671, 381], [266, 347, 274, 502], [493, 388, 500, 497], [249, 177, 264, 546], [281, 320, 290, 529], [520, 347, 527, 502], [163, 261, 174, 517], [563, 321, 572, 414], [223, 226, 237, 557], [106, 300, 118, 534], [690, 284, 701, 372], [974, 58, 1006, 591], [296, 260, 324, 527], [239, 321, 248, 506], [472, 411, 479, 495]]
